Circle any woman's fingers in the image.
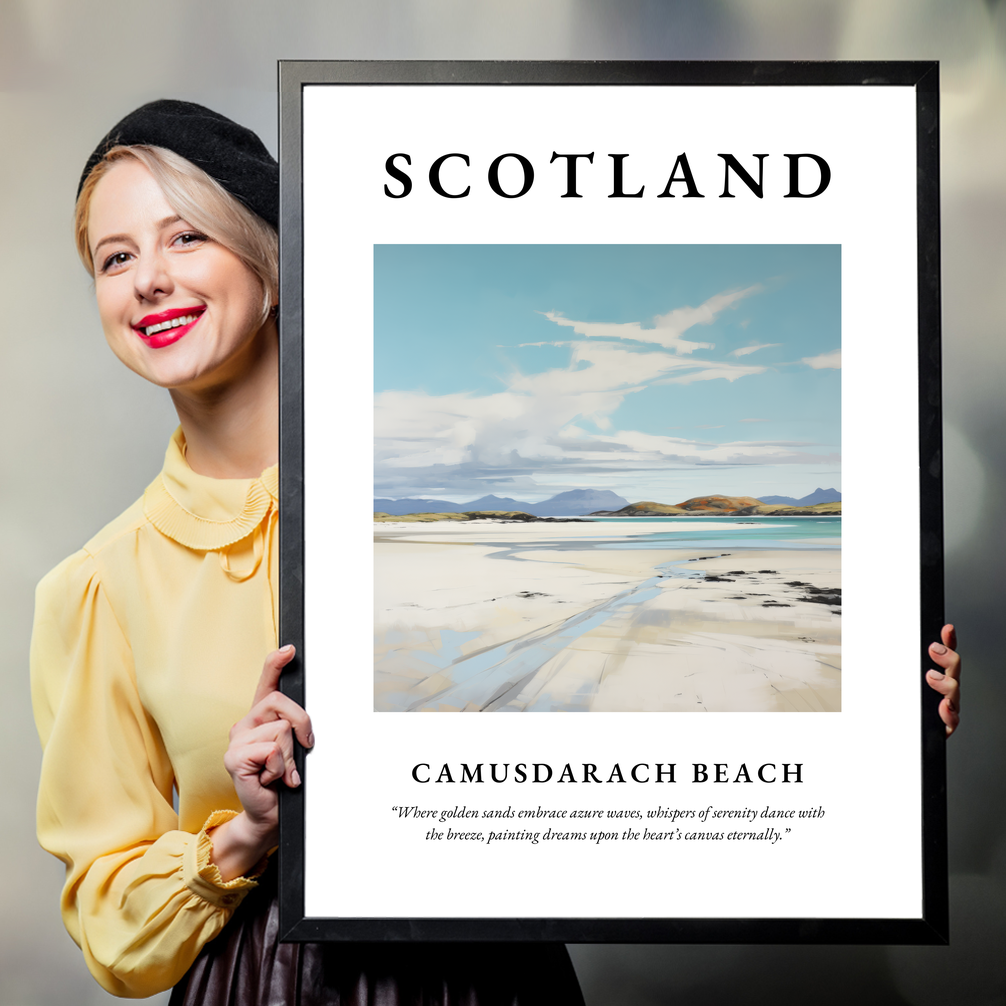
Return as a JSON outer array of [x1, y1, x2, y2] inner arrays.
[[925, 683, 960, 736], [927, 623, 961, 737], [929, 636, 960, 677], [941, 623, 958, 653], [254, 691, 313, 748], [926, 669, 960, 736], [218, 647, 309, 847], [232, 689, 314, 750], [224, 738, 288, 788], [926, 667, 959, 703], [242, 644, 314, 749], [940, 698, 960, 736], [259, 742, 289, 787], [230, 719, 302, 788], [252, 644, 297, 707], [223, 644, 311, 813]]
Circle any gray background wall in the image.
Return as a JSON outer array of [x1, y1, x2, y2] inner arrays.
[[1, 2, 1003, 1003]]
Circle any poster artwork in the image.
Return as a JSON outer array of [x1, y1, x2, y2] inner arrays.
[[284, 62, 943, 942], [373, 244, 841, 714]]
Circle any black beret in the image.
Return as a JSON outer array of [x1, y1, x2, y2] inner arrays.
[[78, 99, 278, 228]]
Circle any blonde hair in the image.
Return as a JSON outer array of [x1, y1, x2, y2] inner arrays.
[[75, 145, 278, 322]]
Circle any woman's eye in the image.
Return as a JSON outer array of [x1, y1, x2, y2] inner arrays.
[[101, 251, 132, 273], [173, 231, 208, 248]]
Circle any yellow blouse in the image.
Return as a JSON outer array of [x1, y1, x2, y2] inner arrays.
[[31, 429, 279, 998]]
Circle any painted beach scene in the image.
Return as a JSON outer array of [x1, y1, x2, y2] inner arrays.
[[374, 245, 840, 713]]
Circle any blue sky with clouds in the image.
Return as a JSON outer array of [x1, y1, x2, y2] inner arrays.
[[374, 245, 840, 504]]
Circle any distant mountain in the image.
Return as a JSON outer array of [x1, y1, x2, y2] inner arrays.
[[374, 498, 467, 515], [590, 495, 762, 517], [759, 487, 842, 507], [464, 495, 531, 512], [376, 488, 842, 519], [531, 489, 629, 516], [592, 496, 841, 517], [676, 494, 765, 512], [374, 488, 629, 517]]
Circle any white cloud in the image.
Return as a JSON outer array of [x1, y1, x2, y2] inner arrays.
[[541, 284, 761, 353], [541, 311, 713, 353], [658, 363, 767, 385], [803, 350, 841, 369], [375, 377, 840, 497], [731, 342, 781, 357], [374, 283, 837, 499], [509, 340, 573, 348]]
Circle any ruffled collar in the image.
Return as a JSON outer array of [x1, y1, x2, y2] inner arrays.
[[143, 428, 278, 551]]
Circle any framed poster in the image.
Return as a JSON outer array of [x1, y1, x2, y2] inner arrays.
[[277, 61, 946, 943]]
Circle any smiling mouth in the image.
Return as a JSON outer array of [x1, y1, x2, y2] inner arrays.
[[142, 313, 199, 337], [135, 307, 206, 338], [131, 307, 207, 349]]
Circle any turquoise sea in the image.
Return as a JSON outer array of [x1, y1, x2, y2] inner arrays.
[[587, 515, 841, 551]]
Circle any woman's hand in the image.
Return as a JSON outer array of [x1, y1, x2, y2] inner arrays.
[[926, 624, 961, 738], [209, 645, 314, 881]]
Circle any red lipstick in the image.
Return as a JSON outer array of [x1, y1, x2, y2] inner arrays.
[[132, 306, 205, 349]]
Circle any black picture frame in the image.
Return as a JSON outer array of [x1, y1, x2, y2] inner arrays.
[[277, 60, 945, 944]]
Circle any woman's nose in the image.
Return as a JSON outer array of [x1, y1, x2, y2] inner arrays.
[[133, 249, 173, 302]]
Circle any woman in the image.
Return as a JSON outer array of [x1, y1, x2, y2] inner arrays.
[[31, 100, 586, 1003], [33, 99, 962, 1003]]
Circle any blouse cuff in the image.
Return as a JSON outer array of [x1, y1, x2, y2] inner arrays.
[[183, 810, 269, 909]]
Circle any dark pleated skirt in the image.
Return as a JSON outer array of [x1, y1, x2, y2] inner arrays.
[[169, 869, 585, 1006]]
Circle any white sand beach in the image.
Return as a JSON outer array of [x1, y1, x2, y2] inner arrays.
[[374, 520, 840, 713]]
